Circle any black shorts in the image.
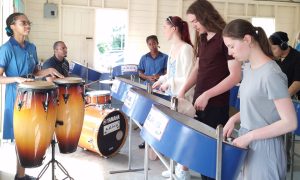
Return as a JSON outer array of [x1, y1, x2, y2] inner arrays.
[[195, 105, 229, 129]]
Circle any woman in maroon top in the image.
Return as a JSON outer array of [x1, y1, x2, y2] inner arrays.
[[179, 0, 241, 127], [178, 1, 241, 179]]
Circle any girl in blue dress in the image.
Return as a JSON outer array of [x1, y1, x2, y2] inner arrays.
[[0, 13, 63, 180]]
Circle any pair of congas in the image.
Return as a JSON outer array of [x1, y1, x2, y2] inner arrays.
[[13, 77, 85, 168]]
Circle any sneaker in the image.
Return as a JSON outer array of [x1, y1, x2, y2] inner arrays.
[[161, 164, 181, 178], [14, 174, 36, 180], [175, 169, 191, 180], [138, 142, 145, 149]]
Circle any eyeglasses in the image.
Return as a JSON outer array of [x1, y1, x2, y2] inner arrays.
[[14, 20, 32, 27], [167, 16, 175, 27]]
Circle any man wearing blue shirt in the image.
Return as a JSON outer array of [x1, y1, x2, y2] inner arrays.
[[138, 35, 168, 84]]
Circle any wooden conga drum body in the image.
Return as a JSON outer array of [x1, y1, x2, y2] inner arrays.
[[78, 106, 128, 157], [54, 77, 85, 153], [13, 81, 58, 168]]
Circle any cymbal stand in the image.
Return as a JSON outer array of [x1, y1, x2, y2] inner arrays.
[[37, 134, 74, 180]]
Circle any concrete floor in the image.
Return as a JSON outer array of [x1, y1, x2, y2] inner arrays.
[[1, 126, 300, 180], [1, 102, 300, 180]]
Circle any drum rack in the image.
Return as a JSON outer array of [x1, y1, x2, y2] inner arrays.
[[36, 135, 74, 180]]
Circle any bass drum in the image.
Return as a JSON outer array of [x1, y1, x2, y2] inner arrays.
[[79, 106, 128, 157]]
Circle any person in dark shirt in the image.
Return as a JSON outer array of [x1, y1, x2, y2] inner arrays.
[[42, 41, 69, 81], [269, 31, 300, 171], [269, 31, 300, 98]]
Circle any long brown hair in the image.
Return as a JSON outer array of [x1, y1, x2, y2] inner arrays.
[[186, 0, 226, 33], [186, 0, 226, 56], [223, 19, 273, 58]]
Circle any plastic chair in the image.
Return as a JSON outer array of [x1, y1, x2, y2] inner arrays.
[[290, 100, 300, 179]]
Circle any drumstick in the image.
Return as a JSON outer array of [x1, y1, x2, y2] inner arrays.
[[84, 79, 101, 87]]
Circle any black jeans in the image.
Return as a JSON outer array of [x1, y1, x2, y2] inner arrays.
[[195, 105, 229, 128]]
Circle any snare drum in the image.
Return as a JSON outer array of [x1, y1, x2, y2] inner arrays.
[[78, 106, 128, 157], [54, 77, 85, 153], [14, 81, 58, 168], [86, 90, 111, 105]]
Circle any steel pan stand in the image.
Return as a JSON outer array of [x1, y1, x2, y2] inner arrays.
[[109, 77, 146, 174], [37, 135, 74, 180], [109, 115, 145, 174], [216, 125, 223, 180], [143, 96, 178, 180]]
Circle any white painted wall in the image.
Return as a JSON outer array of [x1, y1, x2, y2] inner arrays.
[[23, 0, 300, 66]]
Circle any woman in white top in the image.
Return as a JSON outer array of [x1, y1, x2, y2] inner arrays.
[[153, 16, 196, 103], [153, 15, 196, 180]]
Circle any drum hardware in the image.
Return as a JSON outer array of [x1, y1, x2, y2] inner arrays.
[[63, 85, 70, 104], [17, 91, 26, 111], [62, 93, 70, 104], [56, 120, 64, 127], [37, 135, 74, 180], [42, 93, 49, 112], [146, 82, 152, 94]]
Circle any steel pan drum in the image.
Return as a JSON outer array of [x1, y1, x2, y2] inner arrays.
[[121, 88, 169, 125], [292, 100, 300, 135], [140, 104, 248, 180], [112, 64, 138, 78], [110, 79, 133, 102], [70, 61, 101, 81], [14, 81, 58, 167], [79, 106, 128, 157], [54, 77, 85, 153]]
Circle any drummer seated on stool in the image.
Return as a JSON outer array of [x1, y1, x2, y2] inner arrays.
[[138, 35, 168, 149], [42, 41, 69, 81], [138, 35, 168, 85]]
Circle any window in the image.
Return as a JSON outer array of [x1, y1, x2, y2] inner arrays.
[[251, 17, 275, 37], [94, 9, 127, 72]]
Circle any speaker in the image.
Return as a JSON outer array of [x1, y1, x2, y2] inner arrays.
[[272, 33, 289, 50]]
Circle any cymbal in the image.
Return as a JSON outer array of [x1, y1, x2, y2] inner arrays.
[[100, 79, 115, 84]]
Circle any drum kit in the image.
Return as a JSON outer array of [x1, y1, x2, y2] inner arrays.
[[13, 76, 128, 179]]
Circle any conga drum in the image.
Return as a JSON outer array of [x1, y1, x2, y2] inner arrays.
[[85, 90, 111, 105], [14, 81, 58, 168], [78, 106, 128, 157], [54, 77, 85, 153]]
